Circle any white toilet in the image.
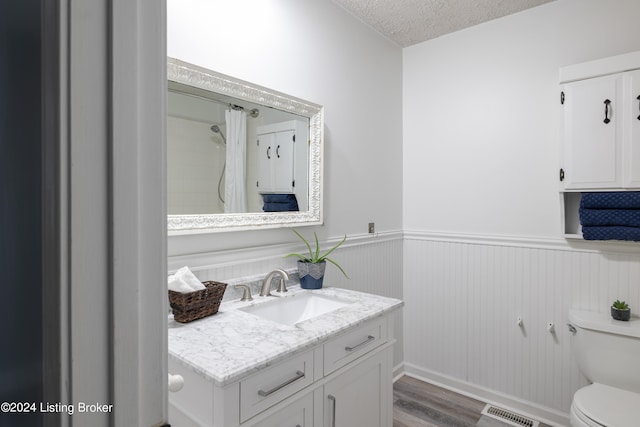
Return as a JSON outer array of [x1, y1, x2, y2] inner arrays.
[[568, 309, 640, 426]]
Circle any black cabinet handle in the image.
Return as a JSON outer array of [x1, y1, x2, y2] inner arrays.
[[636, 95, 640, 121], [267, 146, 271, 159], [276, 145, 280, 158], [604, 99, 611, 124]]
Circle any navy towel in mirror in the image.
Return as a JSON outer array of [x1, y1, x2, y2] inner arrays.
[[261, 194, 299, 212]]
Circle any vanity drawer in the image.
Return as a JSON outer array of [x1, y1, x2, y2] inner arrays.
[[240, 349, 314, 423], [323, 317, 386, 375]]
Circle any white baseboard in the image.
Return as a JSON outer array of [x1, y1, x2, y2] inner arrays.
[[401, 363, 570, 427], [392, 362, 405, 383]]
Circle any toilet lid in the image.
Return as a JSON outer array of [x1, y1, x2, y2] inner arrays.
[[574, 383, 640, 427]]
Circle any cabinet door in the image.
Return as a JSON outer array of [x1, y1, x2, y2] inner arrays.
[[257, 132, 276, 192], [323, 350, 389, 427], [624, 70, 640, 187], [256, 130, 295, 193], [250, 392, 313, 427], [562, 73, 623, 189], [272, 130, 295, 192]]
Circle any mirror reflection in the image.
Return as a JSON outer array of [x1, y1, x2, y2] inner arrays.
[[168, 82, 308, 215], [167, 58, 323, 232]]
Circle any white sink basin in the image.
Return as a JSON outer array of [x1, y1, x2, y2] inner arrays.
[[240, 292, 352, 325]]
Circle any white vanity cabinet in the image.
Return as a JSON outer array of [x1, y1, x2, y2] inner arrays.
[[168, 312, 396, 427], [251, 392, 314, 427], [256, 120, 309, 209], [322, 349, 390, 427], [559, 51, 640, 236]]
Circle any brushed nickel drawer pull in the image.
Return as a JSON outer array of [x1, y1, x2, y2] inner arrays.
[[344, 335, 375, 352], [257, 370, 305, 397], [328, 394, 336, 427]]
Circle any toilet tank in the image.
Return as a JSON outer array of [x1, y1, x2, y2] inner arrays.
[[569, 309, 640, 393]]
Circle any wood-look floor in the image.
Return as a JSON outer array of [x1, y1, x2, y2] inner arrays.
[[393, 376, 550, 427], [393, 376, 485, 427]]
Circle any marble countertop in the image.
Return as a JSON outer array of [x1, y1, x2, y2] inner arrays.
[[168, 286, 403, 386]]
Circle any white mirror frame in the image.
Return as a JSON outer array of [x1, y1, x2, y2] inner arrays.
[[167, 58, 323, 233]]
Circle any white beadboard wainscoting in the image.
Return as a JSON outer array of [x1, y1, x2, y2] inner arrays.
[[403, 231, 640, 426], [168, 231, 404, 367]]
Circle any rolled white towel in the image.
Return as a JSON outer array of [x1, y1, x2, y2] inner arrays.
[[168, 274, 194, 293], [174, 266, 206, 291]]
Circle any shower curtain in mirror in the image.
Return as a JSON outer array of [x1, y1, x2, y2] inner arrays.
[[224, 109, 247, 213]]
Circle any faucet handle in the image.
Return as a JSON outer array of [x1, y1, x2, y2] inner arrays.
[[276, 277, 288, 293], [235, 284, 253, 301]]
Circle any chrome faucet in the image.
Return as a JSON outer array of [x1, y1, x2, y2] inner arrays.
[[260, 269, 290, 297]]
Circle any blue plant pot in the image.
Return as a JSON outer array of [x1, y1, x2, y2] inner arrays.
[[297, 261, 326, 289], [611, 306, 631, 321]]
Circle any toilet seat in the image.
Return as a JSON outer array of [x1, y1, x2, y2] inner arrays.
[[572, 383, 640, 427], [571, 401, 604, 427]]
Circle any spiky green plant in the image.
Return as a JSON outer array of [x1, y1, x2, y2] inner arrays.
[[613, 300, 630, 310], [285, 229, 349, 278]]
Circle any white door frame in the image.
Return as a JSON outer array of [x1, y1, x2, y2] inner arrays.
[[46, 1, 168, 425]]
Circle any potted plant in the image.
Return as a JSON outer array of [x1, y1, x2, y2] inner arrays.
[[286, 229, 349, 289], [611, 300, 631, 321]]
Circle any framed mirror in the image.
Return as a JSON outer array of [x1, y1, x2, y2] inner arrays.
[[167, 58, 323, 233]]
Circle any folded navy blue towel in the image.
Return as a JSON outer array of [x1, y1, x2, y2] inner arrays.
[[263, 202, 299, 212], [580, 192, 640, 209], [579, 208, 640, 227], [582, 226, 640, 241], [261, 194, 299, 212], [261, 194, 297, 204]]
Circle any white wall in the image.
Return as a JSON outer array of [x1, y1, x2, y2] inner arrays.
[[403, 234, 640, 425], [167, 112, 225, 215], [403, 0, 640, 423], [167, 0, 403, 259], [403, 0, 640, 237], [168, 0, 640, 423], [167, 0, 405, 370]]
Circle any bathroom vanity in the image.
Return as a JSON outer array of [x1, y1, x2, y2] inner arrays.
[[168, 286, 403, 427]]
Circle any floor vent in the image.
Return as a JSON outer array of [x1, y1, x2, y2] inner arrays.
[[481, 404, 540, 427]]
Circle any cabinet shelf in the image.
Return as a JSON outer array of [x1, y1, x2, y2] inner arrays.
[[561, 192, 583, 238]]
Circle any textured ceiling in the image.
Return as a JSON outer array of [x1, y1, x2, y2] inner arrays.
[[331, 0, 555, 47]]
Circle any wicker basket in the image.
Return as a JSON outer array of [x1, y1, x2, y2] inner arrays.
[[168, 280, 227, 323]]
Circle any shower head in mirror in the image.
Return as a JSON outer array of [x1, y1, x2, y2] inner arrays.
[[210, 125, 226, 144]]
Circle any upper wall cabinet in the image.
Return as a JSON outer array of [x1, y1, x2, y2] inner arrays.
[[559, 51, 640, 237], [256, 120, 309, 209], [560, 52, 640, 191]]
